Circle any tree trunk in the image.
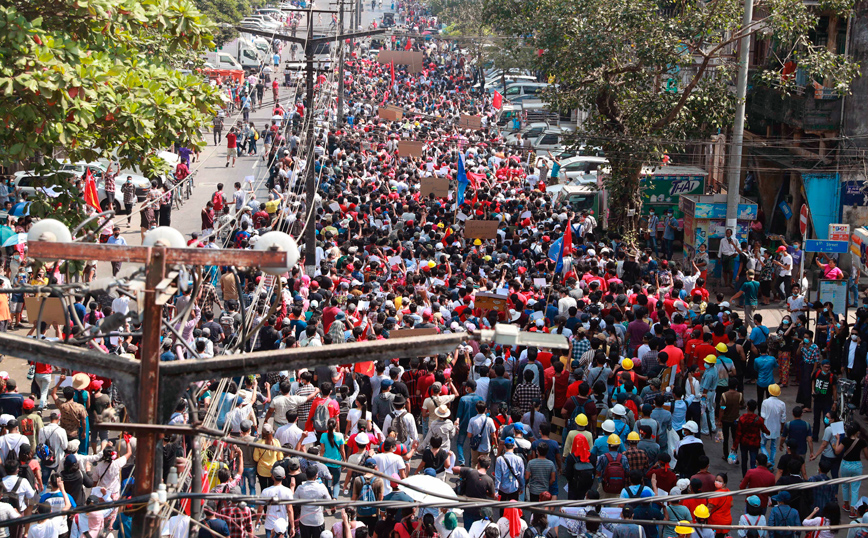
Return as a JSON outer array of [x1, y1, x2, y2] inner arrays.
[[604, 154, 643, 236]]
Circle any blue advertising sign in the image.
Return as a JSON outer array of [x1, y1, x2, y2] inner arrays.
[[779, 200, 793, 220], [805, 239, 849, 254]]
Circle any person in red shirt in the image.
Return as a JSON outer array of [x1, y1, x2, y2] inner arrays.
[[692, 333, 717, 371], [32, 362, 53, 411], [225, 127, 237, 168], [544, 360, 570, 416], [322, 297, 342, 333], [661, 334, 684, 368], [305, 382, 341, 433], [684, 329, 705, 369], [693, 279, 710, 302]]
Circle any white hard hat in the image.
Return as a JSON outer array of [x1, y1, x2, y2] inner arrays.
[[612, 404, 627, 416], [601, 419, 616, 433], [683, 420, 699, 434]]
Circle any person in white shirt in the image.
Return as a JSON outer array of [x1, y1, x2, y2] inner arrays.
[[371, 439, 407, 494], [295, 466, 331, 534], [787, 284, 807, 314], [37, 413, 68, 485], [773, 246, 794, 302], [84, 442, 132, 499], [258, 466, 295, 535], [760, 384, 787, 466], [275, 413, 305, 449], [1, 459, 36, 512], [29, 499, 70, 538], [0, 419, 27, 462], [718, 228, 740, 288]]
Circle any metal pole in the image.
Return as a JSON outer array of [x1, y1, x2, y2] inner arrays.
[[190, 435, 202, 520], [133, 248, 167, 535], [337, 0, 346, 124], [724, 0, 753, 231], [303, 8, 318, 277]]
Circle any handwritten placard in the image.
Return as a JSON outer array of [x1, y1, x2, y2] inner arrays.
[[399, 141, 425, 158], [421, 177, 450, 198], [533, 278, 547, 287], [464, 219, 499, 239]]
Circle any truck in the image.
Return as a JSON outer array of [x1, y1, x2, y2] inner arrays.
[[207, 37, 263, 71]]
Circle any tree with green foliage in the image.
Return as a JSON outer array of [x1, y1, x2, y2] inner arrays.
[[194, 0, 258, 47], [1, 0, 223, 225], [487, 0, 857, 232]]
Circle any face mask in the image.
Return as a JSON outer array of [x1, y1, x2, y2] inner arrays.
[[783, 320, 790, 325], [852, 335, 858, 341], [804, 338, 811, 344], [837, 323, 842, 328], [824, 417, 831, 426], [714, 480, 724, 489]]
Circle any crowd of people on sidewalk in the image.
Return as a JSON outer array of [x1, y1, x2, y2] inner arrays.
[[2, 1, 868, 538]]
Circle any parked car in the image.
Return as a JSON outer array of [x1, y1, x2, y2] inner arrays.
[[530, 129, 569, 151], [536, 155, 609, 184]]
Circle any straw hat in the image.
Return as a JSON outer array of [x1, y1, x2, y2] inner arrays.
[[435, 404, 451, 418], [72, 373, 91, 391]]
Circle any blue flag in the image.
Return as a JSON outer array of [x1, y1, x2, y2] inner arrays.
[[456, 152, 468, 207]]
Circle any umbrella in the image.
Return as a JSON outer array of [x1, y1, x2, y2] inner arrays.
[[0, 226, 14, 246], [398, 474, 459, 506], [10, 202, 30, 217], [1, 233, 26, 248]]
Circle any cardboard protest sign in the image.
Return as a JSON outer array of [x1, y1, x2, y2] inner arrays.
[[474, 292, 508, 312], [399, 141, 425, 158], [377, 51, 425, 73], [24, 297, 67, 326], [464, 219, 499, 239], [458, 114, 483, 130], [391, 328, 439, 338], [378, 105, 404, 121], [421, 177, 450, 198]]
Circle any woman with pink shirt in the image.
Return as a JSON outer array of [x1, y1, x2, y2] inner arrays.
[[815, 254, 844, 280]]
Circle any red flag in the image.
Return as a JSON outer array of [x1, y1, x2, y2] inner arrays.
[[404, 38, 412, 51], [493, 91, 503, 110], [442, 227, 453, 246], [83, 169, 101, 212], [390, 61, 395, 87]]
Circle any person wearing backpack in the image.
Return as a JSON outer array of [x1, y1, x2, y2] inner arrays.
[[595, 434, 628, 499], [383, 395, 417, 446], [37, 412, 67, 487], [16, 399, 42, 450], [351, 458, 383, 529], [211, 183, 226, 214], [0, 458, 36, 514], [0, 419, 26, 463], [305, 382, 340, 435]]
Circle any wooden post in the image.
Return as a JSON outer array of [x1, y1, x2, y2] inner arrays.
[[134, 248, 166, 535]]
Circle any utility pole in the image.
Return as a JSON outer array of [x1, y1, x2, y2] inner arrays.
[[725, 0, 753, 231], [240, 19, 385, 276], [336, 0, 347, 124]]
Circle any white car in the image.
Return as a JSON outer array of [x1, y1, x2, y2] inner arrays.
[[536, 155, 608, 184], [504, 122, 553, 142]]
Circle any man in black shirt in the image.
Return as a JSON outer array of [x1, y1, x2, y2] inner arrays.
[[451, 455, 496, 529]]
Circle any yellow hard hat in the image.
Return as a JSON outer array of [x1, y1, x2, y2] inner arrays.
[[607, 434, 621, 446], [715, 343, 728, 353], [693, 505, 710, 519], [575, 413, 588, 427], [675, 522, 694, 535], [622, 358, 634, 371], [428, 261, 436, 268], [473, 239, 482, 246], [483, 255, 492, 261], [703, 354, 717, 364], [437, 223, 445, 228], [627, 431, 640, 442], [768, 384, 781, 396]]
